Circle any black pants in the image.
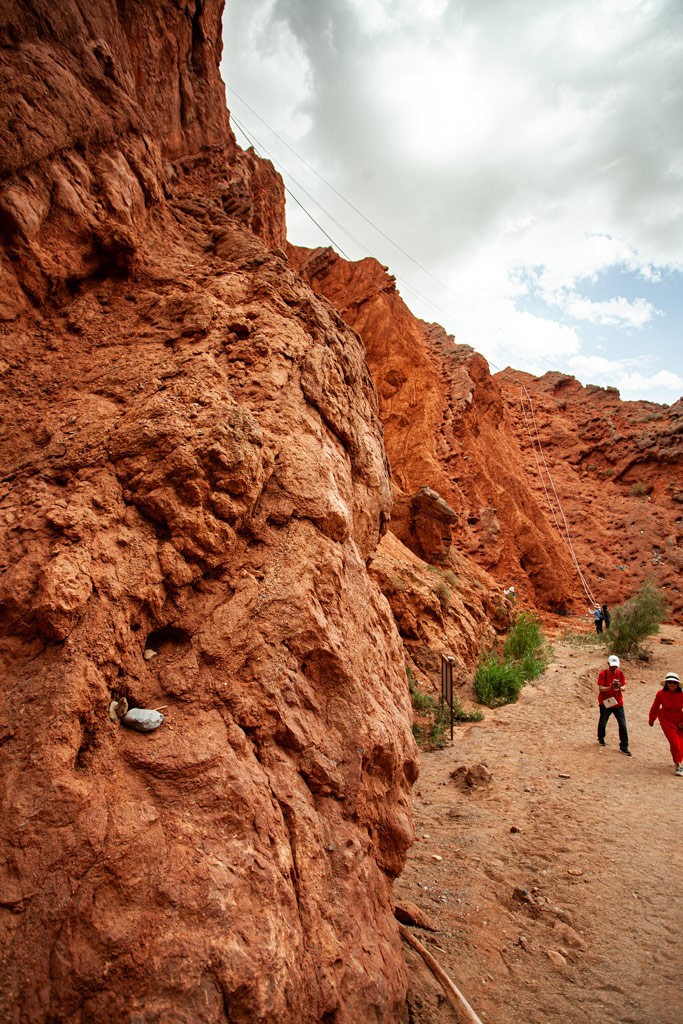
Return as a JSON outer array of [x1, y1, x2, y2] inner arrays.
[[598, 705, 629, 750], [595, 619, 603, 633]]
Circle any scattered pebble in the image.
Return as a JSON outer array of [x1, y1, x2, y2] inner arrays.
[[143, 649, 157, 661], [567, 869, 583, 876], [547, 949, 567, 966], [558, 773, 571, 779], [431, 854, 442, 862]]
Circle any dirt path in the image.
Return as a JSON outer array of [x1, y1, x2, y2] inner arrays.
[[397, 623, 683, 1024]]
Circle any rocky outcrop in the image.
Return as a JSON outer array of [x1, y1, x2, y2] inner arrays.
[[0, 5, 416, 1023], [409, 485, 459, 563], [289, 246, 579, 612], [369, 530, 510, 686], [497, 371, 683, 616], [0, 0, 285, 317]]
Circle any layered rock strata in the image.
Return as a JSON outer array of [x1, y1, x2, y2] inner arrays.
[[497, 371, 683, 617]]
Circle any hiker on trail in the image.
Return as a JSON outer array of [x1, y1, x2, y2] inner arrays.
[[648, 672, 683, 776], [597, 654, 631, 755], [601, 603, 611, 630], [592, 606, 604, 634]]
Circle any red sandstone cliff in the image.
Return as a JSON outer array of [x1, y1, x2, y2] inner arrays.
[[289, 247, 682, 623], [497, 371, 683, 617], [288, 247, 580, 612], [0, 4, 416, 1021]]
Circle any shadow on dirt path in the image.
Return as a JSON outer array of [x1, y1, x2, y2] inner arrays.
[[398, 622, 683, 1024]]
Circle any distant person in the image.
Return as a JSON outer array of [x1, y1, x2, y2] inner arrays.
[[648, 672, 683, 776], [592, 606, 604, 634], [597, 654, 631, 755], [601, 603, 611, 630]]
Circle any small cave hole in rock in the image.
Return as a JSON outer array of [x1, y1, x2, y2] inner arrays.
[[467, 516, 478, 526], [145, 625, 191, 652], [74, 722, 97, 771]]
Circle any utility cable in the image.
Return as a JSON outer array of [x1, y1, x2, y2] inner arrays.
[[227, 89, 571, 380], [520, 385, 598, 608], [232, 105, 597, 610]]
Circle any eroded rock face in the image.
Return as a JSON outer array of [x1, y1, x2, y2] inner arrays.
[[0, 4, 416, 1022], [0, 0, 285, 315], [289, 246, 579, 612], [409, 485, 459, 563], [497, 372, 683, 617]]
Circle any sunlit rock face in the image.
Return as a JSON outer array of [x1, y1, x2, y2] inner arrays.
[[0, 3, 417, 1022]]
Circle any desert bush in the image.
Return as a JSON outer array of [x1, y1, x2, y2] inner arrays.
[[474, 653, 525, 707], [629, 482, 647, 497], [475, 611, 549, 707], [502, 611, 547, 671], [436, 580, 451, 614], [603, 581, 669, 658]]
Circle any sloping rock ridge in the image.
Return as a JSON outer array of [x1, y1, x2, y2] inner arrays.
[[289, 246, 682, 622], [0, 4, 417, 1022], [288, 246, 579, 612]]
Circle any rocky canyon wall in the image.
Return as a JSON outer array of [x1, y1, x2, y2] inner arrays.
[[0, 4, 417, 1022], [288, 246, 579, 613], [497, 371, 683, 618]]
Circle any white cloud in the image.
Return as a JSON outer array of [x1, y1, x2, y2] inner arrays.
[[568, 355, 683, 402], [223, 0, 683, 402], [560, 295, 659, 328]]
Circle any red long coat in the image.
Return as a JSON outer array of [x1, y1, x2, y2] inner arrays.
[[649, 688, 683, 764]]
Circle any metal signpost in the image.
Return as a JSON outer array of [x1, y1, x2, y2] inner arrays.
[[441, 654, 455, 741]]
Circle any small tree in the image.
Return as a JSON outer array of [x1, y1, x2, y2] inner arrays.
[[604, 582, 669, 659]]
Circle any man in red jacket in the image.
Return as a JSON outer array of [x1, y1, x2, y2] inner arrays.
[[597, 654, 631, 755]]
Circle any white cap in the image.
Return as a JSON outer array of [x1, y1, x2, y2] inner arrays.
[[608, 655, 620, 667], [665, 672, 680, 685]]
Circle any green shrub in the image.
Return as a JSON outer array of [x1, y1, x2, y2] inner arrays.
[[411, 683, 483, 748], [603, 581, 669, 658], [629, 482, 647, 497], [436, 580, 451, 614], [475, 611, 549, 707], [502, 611, 547, 669], [474, 653, 525, 707]]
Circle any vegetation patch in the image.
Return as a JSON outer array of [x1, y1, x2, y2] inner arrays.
[[602, 581, 669, 659], [474, 611, 550, 708], [628, 482, 647, 497], [409, 668, 482, 749]]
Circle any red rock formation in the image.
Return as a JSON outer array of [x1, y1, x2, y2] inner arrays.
[[289, 246, 579, 612], [0, 4, 416, 1022], [497, 371, 683, 617]]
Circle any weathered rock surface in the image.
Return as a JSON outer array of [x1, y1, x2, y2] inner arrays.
[[497, 371, 683, 617], [0, 4, 416, 1022], [288, 247, 579, 612], [289, 246, 682, 620]]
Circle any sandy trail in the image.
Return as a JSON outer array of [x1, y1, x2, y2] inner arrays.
[[397, 623, 683, 1024]]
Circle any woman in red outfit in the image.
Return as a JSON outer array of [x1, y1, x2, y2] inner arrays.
[[648, 671, 683, 776]]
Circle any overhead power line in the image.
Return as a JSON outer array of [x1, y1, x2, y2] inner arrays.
[[229, 95, 598, 607], [227, 87, 573, 380]]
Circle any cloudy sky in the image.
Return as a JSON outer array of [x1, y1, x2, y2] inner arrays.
[[222, 0, 683, 405]]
